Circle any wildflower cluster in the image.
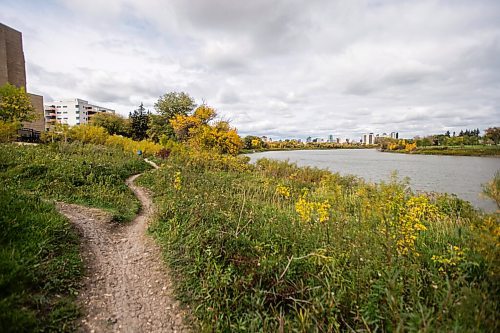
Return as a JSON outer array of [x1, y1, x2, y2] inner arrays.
[[381, 194, 440, 256], [295, 191, 331, 223], [275, 184, 291, 198], [432, 245, 466, 275], [173, 171, 182, 190]]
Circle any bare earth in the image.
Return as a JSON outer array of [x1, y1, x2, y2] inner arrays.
[[57, 170, 189, 333]]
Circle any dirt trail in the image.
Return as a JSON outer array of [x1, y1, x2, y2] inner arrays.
[[57, 162, 189, 333]]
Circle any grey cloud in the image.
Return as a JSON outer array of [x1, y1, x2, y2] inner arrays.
[[2, 0, 499, 139]]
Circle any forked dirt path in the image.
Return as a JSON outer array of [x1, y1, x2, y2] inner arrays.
[[57, 161, 189, 333]]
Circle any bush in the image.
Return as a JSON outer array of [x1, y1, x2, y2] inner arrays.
[[106, 134, 162, 156], [0, 120, 20, 143]]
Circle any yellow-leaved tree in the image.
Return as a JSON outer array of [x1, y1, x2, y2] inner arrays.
[[170, 105, 242, 155]]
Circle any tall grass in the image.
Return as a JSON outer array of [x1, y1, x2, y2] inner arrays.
[[138, 150, 499, 332]]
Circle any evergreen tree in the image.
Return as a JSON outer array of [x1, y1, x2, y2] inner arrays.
[[129, 103, 150, 141]]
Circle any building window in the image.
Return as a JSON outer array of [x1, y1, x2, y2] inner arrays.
[[75, 111, 80, 114], [56, 106, 61, 108], [75, 105, 79, 108], [63, 111, 67, 114], [76, 116, 80, 119], [63, 105, 67, 108], [56, 111, 61, 114]]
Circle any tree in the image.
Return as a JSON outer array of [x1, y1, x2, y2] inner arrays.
[[91, 112, 130, 136], [0, 83, 36, 123], [147, 92, 196, 142], [170, 104, 243, 155], [170, 105, 216, 141], [154, 92, 196, 119], [129, 103, 150, 141], [484, 127, 500, 145], [0, 120, 19, 143], [243, 135, 265, 149]]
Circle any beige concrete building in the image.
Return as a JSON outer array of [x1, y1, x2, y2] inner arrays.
[[0, 22, 44, 133]]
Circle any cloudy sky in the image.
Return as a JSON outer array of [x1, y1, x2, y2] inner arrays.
[[1, 0, 499, 140]]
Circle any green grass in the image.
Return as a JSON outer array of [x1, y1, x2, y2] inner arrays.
[[0, 142, 151, 222], [0, 188, 82, 332], [138, 151, 499, 332], [0, 142, 151, 331]]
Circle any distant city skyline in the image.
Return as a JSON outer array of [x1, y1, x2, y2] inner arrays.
[[1, 0, 499, 139]]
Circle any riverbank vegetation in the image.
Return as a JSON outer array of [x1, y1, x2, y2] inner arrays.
[[139, 146, 499, 332], [241, 135, 375, 153], [380, 128, 500, 156]]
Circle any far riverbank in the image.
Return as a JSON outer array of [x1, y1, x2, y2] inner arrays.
[[381, 145, 500, 157], [247, 149, 499, 212]]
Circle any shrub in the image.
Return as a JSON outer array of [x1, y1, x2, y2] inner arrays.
[[0, 120, 20, 143]]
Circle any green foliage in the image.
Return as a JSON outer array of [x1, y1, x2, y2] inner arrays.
[[138, 151, 499, 332], [243, 136, 267, 150], [0, 120, 20, 143], [411, 145, 500, 156], [0, 83, 36, 123], [91, 112, 130, 136], [485, 127, 500, 145], [147, 114, 174, 143], [0, 142, 150, 222], [129, 103, 150, 140], [0, 187, 82, 332], [148, 92, 196, 142], [154, 91, 196, 119]]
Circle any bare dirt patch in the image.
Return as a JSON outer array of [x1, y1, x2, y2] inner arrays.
[[57, 172, 189, 333]]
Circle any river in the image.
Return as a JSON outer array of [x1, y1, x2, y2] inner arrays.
[[247, 149, 499, 212]]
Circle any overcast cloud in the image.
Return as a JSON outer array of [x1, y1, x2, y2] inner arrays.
[[1, 0, 499, 140]]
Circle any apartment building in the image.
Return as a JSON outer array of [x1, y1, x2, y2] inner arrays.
[[44, 98, 115, 130], [362, 133, 375, 145]]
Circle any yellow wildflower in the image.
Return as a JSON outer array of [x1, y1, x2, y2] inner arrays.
[[173, 171, 182, 190], [275, 184, 291, 198]]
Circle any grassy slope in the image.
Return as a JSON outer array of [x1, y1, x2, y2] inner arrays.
[[0, 143, 150, 221], [0, 143, 150, 332], [139, 152, 499, 332]]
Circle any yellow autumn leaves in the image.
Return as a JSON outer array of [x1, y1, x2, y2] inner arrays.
[[170, 105, 243, 155]]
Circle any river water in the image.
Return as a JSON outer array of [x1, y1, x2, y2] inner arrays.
[[248, 149, 499, 212]]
